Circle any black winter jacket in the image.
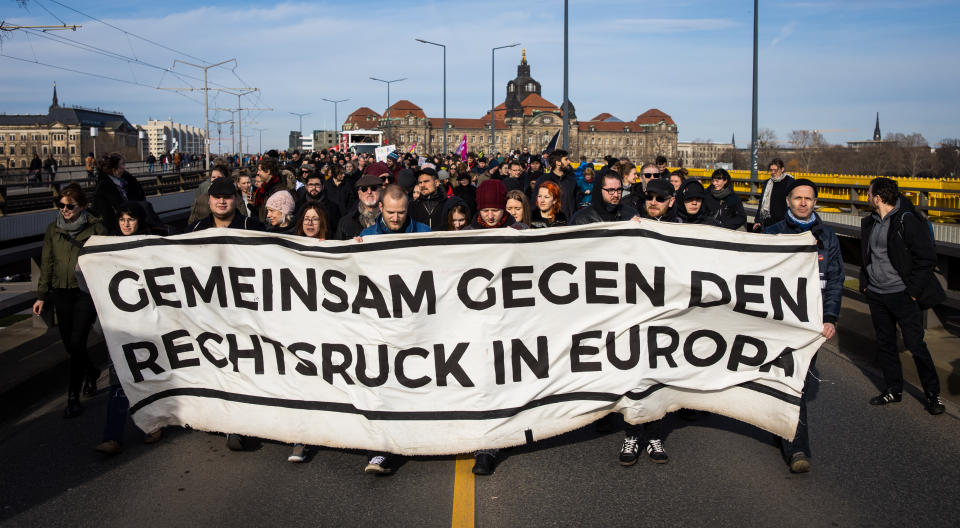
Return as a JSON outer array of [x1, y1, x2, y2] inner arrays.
[[91, 172, 146, 231], [409, 190, 450, 231], [703, 190, 746, 230], [859, 197, 945, 309], [766, 214, 843, 324]]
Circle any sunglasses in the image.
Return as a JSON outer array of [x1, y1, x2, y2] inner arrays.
[[358, 185, 380, 193], [642, 172, 658, 178], [645, 193, 670, 203], [601, 187, 624, 194], [56, 201, 77, 210]]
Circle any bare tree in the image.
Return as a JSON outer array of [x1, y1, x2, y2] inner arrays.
[[888, 132, 931, 178], [756, 128, 779, 166], [787, 130, 826, 172]]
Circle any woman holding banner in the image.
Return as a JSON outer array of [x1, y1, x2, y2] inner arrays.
[[95, 202, 164, 454]]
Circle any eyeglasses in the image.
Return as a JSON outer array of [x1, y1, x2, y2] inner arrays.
[[601, 187, 624, 194], [358, 185, 380, 193], [306, 183, 322, 188], [56, 201, 77, 210], [645, 193, 670, 203], [302, 218, 320, 224]]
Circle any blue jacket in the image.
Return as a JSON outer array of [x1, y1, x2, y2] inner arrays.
[[360, 214, 431, 236], [765, 213, 843, 324]]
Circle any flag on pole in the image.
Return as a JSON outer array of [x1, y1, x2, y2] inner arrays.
[[542, 130, 560, 155], [455, 135, 468, 161]]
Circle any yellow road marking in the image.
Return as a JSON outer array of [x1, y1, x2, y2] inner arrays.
[[451, 454, 475, 528]]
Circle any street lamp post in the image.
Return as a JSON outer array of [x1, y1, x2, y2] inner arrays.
[[562, 0, 569, 151], [370, 77, 406, 145], [289, 112, 311, 150], [492, 43, 521, 157], [252, 127, 266, 155], [415, 38, 446, 154], [750, 0, 759, 184], [320, 98, 350, 136]]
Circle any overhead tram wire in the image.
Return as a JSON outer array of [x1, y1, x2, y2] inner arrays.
[[0, 52, 202, 105], [45, 0, 210, 65], [31, 0, 68, 26], [22, 28, 243, 92]]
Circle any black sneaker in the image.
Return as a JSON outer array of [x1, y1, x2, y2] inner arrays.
[[789, 452, 810, 473], [226, 434, 245, 451], [646, 438, 668, 464], [619, 435, 640, 466], [472, 453, 497, 475], [925, 393, 946, 415], [364, 455, 394, 475], [869, 389, 902, 406]]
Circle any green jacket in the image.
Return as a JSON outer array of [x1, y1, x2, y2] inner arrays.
[[37, 215, 108, 298]]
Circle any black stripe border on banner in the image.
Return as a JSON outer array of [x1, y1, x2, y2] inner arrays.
[[128, 381, 801, 419], [80, 226, 816, 257]]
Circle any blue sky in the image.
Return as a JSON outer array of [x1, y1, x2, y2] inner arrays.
[[3, 0, 959, 151]]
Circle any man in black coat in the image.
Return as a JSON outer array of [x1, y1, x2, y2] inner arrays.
[[409, 168, 451, 230], [860, 177, 946, 415], [335, 174, 383, 240], [571, 171, 637, 224], [294, 173, 343, 239]]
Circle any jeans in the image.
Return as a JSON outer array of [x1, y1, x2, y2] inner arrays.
[[781, 355, 817, 459], [50, 288, 98, 399], [866, 290, 940, 396], [103, 365, 130, 442]]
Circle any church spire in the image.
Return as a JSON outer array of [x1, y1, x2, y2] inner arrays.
[[521, 48, 527, 65], [731, 132, 736, 149], [51, 82, 59, 109], [873, 112, 881, 141]]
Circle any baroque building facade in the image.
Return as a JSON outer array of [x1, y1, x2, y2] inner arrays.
[[343, 51, 678, 162], [0, 84, 140, 169]]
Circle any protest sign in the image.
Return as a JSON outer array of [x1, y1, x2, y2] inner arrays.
[[78, 221, 823, 455], [375, 145, 396, 162]]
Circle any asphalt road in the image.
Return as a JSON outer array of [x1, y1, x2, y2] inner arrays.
[[1, 348, 958, 528]]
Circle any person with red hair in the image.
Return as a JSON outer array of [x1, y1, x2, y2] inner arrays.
[[530, 180, 568, 228]]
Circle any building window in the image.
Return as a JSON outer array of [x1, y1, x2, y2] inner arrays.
[[70, 146, 76, 154]]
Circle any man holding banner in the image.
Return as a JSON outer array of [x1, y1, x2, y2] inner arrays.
[[765, 178, 843, 473]]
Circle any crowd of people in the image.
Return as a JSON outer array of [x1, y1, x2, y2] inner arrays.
[[33, 146, 947, 477]]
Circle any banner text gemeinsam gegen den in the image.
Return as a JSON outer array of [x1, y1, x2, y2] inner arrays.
[[78, 221, 824, 455]]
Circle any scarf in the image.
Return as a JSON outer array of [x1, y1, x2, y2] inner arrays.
[[757, 173, 787, 223], [710, 187, 732, 200], [474, 211, 510, 229], [56, 210, 89, 238], [787, 209, 817, 229], [253, 174, 281, 210]]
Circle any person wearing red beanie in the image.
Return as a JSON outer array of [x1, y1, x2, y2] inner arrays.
[[463, 179, 528, 231]]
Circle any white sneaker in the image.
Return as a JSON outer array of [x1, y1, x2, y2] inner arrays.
[[287, 444, 305, 463]]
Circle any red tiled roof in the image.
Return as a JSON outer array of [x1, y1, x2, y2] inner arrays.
[[578, 121, 639, 132], [634, 108, 675, 126], [385, 99, 426, 118], [428, 117, 508, 130], [591, 112, 615, 121], [343, 107, 381, 129]]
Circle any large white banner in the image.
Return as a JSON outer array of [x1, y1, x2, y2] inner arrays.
[[78, 221, 824, 455]]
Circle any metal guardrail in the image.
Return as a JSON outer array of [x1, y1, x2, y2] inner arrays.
[[690, 173, 960, 221]]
